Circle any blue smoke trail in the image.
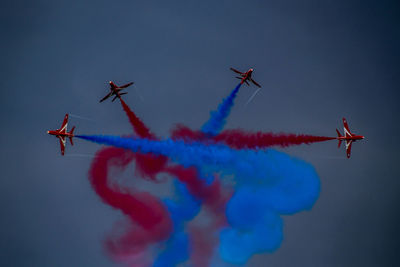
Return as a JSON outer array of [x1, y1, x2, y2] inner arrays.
[[154, 180, 200, 266], [153, 231, 189, 267], [77, 134, 320, 264], [201, 83, 241, 136]]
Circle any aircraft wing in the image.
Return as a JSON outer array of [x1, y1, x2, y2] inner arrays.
[[250, 78, 261, 88], [343, 118, 352, 138], [58, 136, 66, 156], [230, 67, 243, 75], [119, 82, 134, 88], [59, 114, 68, 133], [345, 140, 352, 158], [100, 92, 112, 102]]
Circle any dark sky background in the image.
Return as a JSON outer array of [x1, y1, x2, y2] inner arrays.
[[1, 0, 399, 266]]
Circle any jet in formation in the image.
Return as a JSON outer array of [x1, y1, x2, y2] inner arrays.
[[230, 67, 261, 88], [336, 118, 364, 158], [47, 114, 75, 156], [100, 81, 134, 103]]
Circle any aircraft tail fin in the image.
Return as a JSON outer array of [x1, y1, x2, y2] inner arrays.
[[69, 126, 75, 146], [336, 129, 342, 148]]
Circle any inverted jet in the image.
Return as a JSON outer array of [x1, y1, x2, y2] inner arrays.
[[100, 81, 134, 102], [230, 67, 261, 88]]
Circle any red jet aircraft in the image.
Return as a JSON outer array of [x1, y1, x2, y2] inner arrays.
[[336, 118, 364, 158], [100, 81, 134, 102], [230, 67, 261, 88], [47, 114, 75, 156]]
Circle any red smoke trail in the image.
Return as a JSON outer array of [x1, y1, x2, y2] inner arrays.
[[188, 193, 228, 267], [189, 224, 220, 267], [215, 129, 336, 149], [120, 98, 154, 139], [119, 98, 167, 180], [88, 98, 173, 262], [89, 147, 173, 261], [171, 124, 336, 149], [171, 124, 207, 141]]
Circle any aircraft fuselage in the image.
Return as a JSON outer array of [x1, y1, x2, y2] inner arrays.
[[241, 69, 254, 84], [47, 130, 74, 137], [337, 135, 364, 142]]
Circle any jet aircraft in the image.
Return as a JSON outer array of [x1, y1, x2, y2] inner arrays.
[[336, 118, 364, 158], [100, 81, 134, 102], [230, 67, 261, 88], [47, 114, 75, 156]]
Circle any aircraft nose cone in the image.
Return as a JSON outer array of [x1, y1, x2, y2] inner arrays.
[[47, 131, 50, 134]]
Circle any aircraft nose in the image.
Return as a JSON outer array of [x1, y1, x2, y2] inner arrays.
[[47, 131, 50, 134]]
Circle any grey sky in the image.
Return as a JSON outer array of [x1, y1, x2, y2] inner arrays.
[[1, 1, 399, 266]]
